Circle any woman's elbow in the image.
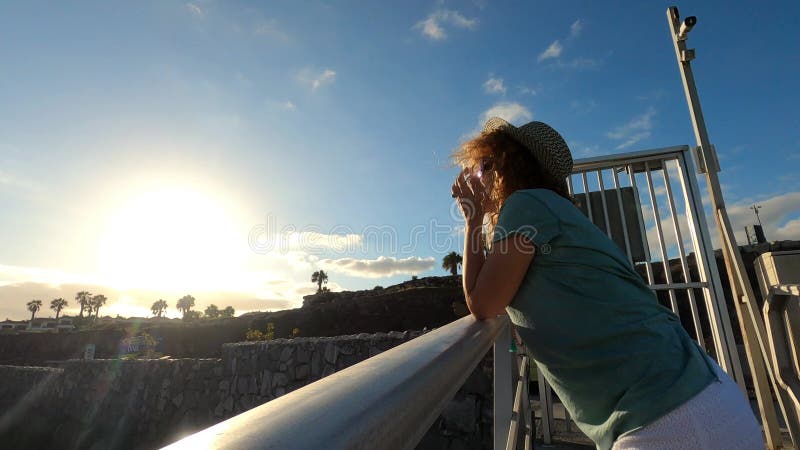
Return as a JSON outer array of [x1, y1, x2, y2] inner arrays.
[[466, 294, 504, 320]]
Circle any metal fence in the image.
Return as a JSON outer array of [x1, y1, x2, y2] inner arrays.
[[534, 145, 745, 443]]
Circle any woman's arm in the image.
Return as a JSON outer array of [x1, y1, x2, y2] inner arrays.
[[462, 223, 536, 319], [451, 168, 536, 320]]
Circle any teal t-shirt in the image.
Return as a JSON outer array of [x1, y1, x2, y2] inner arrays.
[[492, 189, 717, 450]]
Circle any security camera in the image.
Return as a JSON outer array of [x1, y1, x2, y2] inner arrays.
[[677, 16, 697, 41]]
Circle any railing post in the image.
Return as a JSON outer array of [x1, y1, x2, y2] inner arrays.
[[494, 318, 513, 450]]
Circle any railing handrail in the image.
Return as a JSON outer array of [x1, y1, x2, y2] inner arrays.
[[572, 145, 689, 172], [163, 315, 509, 450]]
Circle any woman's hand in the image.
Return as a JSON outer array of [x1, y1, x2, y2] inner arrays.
[[451, 168, 485, 226]]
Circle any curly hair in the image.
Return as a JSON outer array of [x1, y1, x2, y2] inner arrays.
[[452, 130, 573, 238]]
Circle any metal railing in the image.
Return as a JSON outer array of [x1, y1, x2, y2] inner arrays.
[[164, 315, 516, 450], [763, 284, 800, 445], [530, 146, 745, 443]]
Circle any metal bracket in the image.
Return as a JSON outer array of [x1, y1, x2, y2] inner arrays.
[[693, 144, 720, 174], [681, 48, 696, 62]]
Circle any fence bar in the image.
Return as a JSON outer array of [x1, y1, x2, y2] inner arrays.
[[661, 162, 706, 350], [506, 355, 530, 450], [596, 170, 613, 239], [163, 315, 508, 450], [581, 172, 593, 222], [626, 167, 655, 285], [643, 161, 679, 314], [611, 167, 634, 263], [537, 369, 552, 445], [675, 151, 743, 386], [495, 322, 514, 450], [574, 145, 689, 172], [522, 363, 533, 450]]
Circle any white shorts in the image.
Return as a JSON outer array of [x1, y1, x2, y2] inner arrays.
[[612, 359, 764, 450]]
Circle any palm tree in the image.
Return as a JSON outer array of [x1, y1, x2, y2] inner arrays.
[[442, 251, 463, 276], [27, 300, 43, 322], [204, 304, 220, 319], [75, 291, 92, 317], [151, 299, 168, 317], [50, 298, 68, 319], [91, 295, 107, 318], [221, 306, 235, 318], [311, 270, 329, 293], [176, 295, 196, 319]]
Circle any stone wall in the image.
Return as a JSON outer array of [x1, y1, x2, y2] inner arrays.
[[0, 331, 493, 450]]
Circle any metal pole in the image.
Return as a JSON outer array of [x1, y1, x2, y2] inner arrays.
[[666, 6, 783, 448], [495, 320, 514, 450]]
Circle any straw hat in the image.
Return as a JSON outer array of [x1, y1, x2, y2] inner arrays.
[[483, 117, 573, 182]]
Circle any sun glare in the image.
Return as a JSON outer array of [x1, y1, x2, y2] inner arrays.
[[97, 186, 247, 293]]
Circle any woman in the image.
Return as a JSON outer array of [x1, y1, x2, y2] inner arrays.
[[450, 117, 762, 450]]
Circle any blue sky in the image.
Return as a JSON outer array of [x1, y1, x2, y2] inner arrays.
[[1, 1, 798, 320]]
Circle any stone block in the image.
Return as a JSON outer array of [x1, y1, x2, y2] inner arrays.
[[237, 377, 249, 395], [224, 395, 234, 412], [324, 343, 337, 364], [260, 371, 272, 396], [248, 376, 258, 394], [296, 347, 310, 363], [338, 343, 355, 355], [272, 372, 288, 388], [311, 352, 322, 378], [279, 346, 294, 362], [172, 392, 184, 408], [295, 364, 310, 380], [268, 344, 281, 361]]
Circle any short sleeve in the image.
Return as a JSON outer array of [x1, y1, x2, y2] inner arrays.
[[492, 191, 561, 246]]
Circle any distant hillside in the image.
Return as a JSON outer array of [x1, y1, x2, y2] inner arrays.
[[0, 276, 467, 365], [2, 239, 797, 366]]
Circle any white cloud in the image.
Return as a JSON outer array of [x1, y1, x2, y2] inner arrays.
[[483, 75, 506, 95], [185, 2, 204, 17], [550, 57, 600, 70], [0, 170, 38, 192], [314, 69, 336, 90], [414, 9, 478, 41], [254, 20, 289, 41], [298, 68, 337, 91], [726, 191, 800, 243], [517, 86, 536, 96], [607, 107, 656, 150], [286, 231, 363, 254], [538, 40, 563, 61], [570, 19, 584, 38], [569, 141, 601, 158], [480, 102, 533, 125], [284, 101, 296, 111], [318, 256, 435, 278]]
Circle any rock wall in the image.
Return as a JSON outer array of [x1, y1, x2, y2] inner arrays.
[[0, 331, 493, 450]]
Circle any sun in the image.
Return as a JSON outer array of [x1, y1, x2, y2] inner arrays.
[[96, 186, 247, 292]]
